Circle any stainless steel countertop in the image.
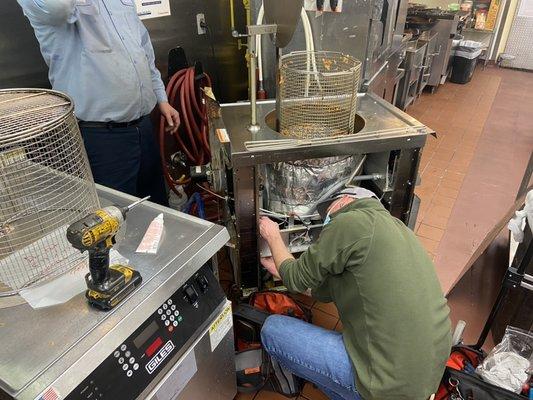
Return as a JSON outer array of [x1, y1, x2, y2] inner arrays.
[[0, 186, 229, 399], [220, 92, 433, 166]]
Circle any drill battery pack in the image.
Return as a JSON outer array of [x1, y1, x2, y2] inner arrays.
[[85, 265, 142, 311]]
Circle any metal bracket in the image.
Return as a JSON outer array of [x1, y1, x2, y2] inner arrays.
[[247, 24, 277, 36], [504, 267, 525, 288]]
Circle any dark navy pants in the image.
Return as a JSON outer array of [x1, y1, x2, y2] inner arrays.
[[80, 116, 168, 206]]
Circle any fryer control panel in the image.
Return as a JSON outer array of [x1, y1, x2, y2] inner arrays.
[[65, 264, 225, 400]]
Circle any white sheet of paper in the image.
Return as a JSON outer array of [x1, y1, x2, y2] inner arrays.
[[19, 250, 128, 309], [135, 0, 171, 20]]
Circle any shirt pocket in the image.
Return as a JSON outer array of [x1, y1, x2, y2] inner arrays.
[[76, 1, 112, 53]]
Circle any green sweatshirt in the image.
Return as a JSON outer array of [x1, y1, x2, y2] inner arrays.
[[280, 199, 451, 400]]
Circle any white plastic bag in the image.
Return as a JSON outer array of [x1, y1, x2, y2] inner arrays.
[[477, 326, 533, 393]]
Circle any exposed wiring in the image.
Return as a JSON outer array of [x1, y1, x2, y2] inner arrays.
[[195, 183, 232, 202], [160, 67, 212, 195], [182, 192, 206, 219]]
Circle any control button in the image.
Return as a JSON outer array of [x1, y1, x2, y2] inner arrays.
[[165, 320, 170, 326], [118, 357, 124, 365], [166, 310, 171, 316], [162, 304, 168, 310], [174, 310, 180, 316], [167, 299, 172, 305], [173, 321, 178, 327], [171, 305, 176, 311], [133, 363, 139, 370], [157, 309, 163, 315], [197, 275, 209, 293], [125, 351, 131, 358], [122, 364, 129, 371], [170, 315, 175, 322], [178, 316, 183, 323], [129, 357, 135, 364], [120, 344, 127, 351], [127, 370, 133, 377], [183, 284, 199, 305], [161, 314, 166, 320], [114, 351, 120, 358], [168, 326, 174, 332]]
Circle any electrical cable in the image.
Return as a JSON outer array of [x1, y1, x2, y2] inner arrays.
[[159, 66, 212, 195]]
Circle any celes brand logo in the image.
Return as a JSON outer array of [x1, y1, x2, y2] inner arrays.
[[145, 340, 175, 374]]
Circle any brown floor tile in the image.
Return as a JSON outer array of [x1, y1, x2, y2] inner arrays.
[[313, 301, 339, 318], [428, 204, 454, 219], [417, 236, 440, 254], [301, 383, 329, 400], [431, 195, 456, 209], [417, 223, 445, 242], [311, 308, 339, 331], [435, 186, 460, 200]]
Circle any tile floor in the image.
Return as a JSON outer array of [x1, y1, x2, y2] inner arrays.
[[234, 65, 533, 400], [409, 66, 533, 294]]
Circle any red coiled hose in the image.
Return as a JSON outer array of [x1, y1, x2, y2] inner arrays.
[[159, 67, 212, 193]]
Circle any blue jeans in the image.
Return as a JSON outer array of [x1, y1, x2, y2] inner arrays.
[[80, 116, 168, 206], [261, 315, 362, 400]]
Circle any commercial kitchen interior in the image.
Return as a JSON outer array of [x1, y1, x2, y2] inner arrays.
[[0, 0, 532, 399]]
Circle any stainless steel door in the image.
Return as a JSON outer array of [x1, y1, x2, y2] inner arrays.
[[147, 312, 236, 400]]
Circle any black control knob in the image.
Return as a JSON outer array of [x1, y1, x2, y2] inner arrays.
[[183, 284, 199, 305], [197, 275, 209, 293]]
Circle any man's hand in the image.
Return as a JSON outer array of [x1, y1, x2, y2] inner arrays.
[[259, 217, 281, 243], [261, 257, 281, 280], [159, 102, 180, 134]]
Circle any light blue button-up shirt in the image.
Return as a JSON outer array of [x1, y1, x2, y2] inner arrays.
[[17, 0, 168, 122]]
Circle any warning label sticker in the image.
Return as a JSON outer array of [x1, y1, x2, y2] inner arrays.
[[209, 301, 233, 351]]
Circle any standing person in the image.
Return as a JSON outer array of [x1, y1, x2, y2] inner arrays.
[[17, 0, 180, 206], [259, 187, 452, 400]]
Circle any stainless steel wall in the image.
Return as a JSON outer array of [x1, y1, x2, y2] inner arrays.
[[253, 0, 404, 98], [0, 0, 249, 102]]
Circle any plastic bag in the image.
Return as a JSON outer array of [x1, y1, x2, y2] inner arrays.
[[477, 326, 533, 393]]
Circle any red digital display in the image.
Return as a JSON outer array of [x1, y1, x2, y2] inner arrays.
[[146, 337, 163, 358]]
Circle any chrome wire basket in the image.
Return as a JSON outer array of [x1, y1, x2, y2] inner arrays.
[[0, 89, 100, 296], [277, 51, 362, 139]]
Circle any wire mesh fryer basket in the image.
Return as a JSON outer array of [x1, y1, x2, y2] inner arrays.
[[0, 89, 100, 296], [277, 51, 362, 139]]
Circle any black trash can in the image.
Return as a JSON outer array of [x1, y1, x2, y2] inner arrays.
[[451, 40, 483, 84]]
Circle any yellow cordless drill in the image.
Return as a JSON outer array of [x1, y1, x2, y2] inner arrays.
[[66, 196, 149, 310]]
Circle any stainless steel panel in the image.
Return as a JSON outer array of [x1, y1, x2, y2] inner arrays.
[[146, 303, 236, 400], [427, 17, 459, 88], [0, 0, 50, 89], [0, 185, 230, 399], [2, 0, 248, 102], [262, 0, 304, 48], [220, 93, 430, 167], [254, 1, 373, 97]]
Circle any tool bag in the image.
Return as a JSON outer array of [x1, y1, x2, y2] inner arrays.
[[233, 292, 313, 397], [249, 291, 312, 322], [435, 345, 485, 399]]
